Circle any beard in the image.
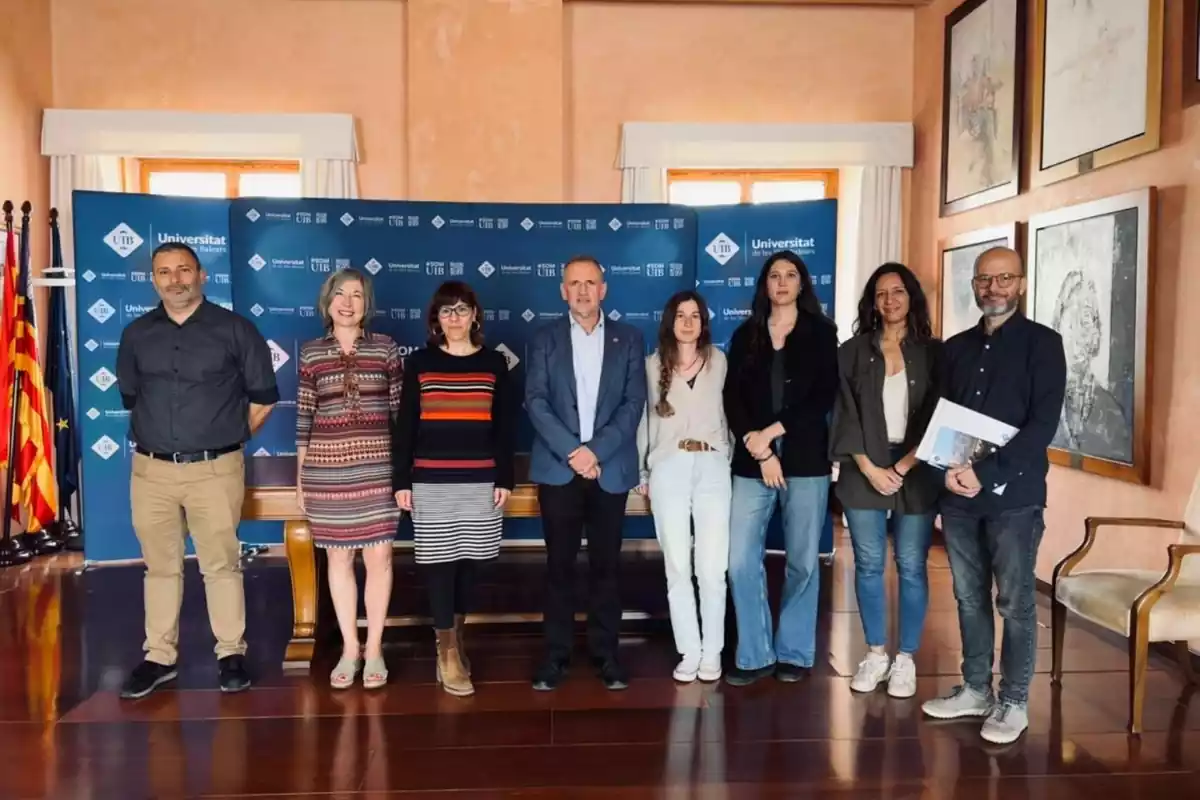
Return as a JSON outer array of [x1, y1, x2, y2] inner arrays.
[[976, 293, 1018, 317]]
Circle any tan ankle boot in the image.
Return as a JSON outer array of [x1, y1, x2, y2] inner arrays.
[[435, 628, 474, 696], [454, 614, 471, 675]]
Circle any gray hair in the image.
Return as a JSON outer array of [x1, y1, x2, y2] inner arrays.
[[316, 268, 376, 331]]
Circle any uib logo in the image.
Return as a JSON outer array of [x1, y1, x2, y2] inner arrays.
[[705, 233, 739, 266], [103, 223, 144, 258]]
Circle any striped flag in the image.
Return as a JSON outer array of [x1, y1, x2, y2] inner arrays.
[[0, 222, 14, 468], [6, 207, 56, 531]]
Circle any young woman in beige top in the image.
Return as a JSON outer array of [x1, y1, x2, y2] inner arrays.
[[636, 290, 732, 683]]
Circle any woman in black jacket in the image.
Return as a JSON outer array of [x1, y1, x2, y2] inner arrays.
[[829, 262, 941, 700], [722, 250, 839, 687]]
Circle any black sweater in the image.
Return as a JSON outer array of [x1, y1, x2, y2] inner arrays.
[[723, 313, 840, 479]]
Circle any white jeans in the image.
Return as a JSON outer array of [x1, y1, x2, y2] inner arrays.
[[648, 450, 732, 662]]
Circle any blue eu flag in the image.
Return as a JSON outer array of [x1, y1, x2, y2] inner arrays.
[[46, 215, 77, 508]]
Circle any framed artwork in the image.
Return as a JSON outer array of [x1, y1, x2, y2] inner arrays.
[[939, 0, 1026, 216], [1030, 0, 1164, 187], [1026, 187, 1155, 484], [937, 223, 1020, 339], [1185, 1, 1200, 108]]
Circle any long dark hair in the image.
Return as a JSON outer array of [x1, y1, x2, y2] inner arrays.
[[425, 280, 485, 347], [744, 250, 831, 358], [654, 290, 713, 417], [853, 262, 933, 342]]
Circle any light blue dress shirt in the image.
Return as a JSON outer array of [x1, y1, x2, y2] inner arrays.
[[570, 312, 605, 443]]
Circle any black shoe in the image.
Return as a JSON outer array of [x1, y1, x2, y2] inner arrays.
[[774, 663, 811, 683], [120, 660, 178, 699], [218, 655, 252, 693], [595, 658, 629, 691], [724, 664, 775, 687], [532, 658, 569, 691]]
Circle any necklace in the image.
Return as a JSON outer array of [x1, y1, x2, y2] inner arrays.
[[676, 352, 702, 375]]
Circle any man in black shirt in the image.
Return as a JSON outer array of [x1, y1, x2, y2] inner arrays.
[[115, 242, 279, 699], [921, 246, 1066, 745]]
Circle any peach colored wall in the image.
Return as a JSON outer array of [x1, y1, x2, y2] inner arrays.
[[50, 0, 408, 201], [567, 2, 914, 200], [49, 0, 913, 204], [407, 0, 564, 201], [0, 0, 52, 269], [910, 0, 1200, 582]]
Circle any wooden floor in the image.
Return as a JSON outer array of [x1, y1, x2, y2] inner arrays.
[[0, 531, 1197, 798]]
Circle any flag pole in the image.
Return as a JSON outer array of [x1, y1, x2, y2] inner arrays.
[[0, 200, 34, 567]]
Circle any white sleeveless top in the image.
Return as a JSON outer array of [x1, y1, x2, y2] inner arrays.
[[883, 368, 909, 444]]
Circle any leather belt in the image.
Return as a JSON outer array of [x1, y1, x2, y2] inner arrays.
[[135, 444, 241, 464], [678, 439, 714, 452]]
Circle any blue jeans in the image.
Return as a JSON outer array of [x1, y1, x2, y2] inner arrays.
[[941, 505, 1045, 705], [728, 475, 830, 670], [844, 509, 934, 654]]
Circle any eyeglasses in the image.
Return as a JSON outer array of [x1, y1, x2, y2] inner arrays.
[[438, 305, 472, 319], [971, 273, 1023, 289]]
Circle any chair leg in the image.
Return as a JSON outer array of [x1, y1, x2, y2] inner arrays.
[[1051, 598, 1067, 684], [1175, 641, 1199, 686], [1128, 626, 1150, 736]]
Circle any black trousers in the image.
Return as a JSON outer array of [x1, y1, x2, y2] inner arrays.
[[537, 476, 628, 662], [425, 559, 476, 631]]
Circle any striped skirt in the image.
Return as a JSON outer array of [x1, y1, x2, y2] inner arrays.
[[410, 482, 503, 564]]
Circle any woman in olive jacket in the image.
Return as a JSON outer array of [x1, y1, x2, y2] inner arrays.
[[830, 262, 942, 700]]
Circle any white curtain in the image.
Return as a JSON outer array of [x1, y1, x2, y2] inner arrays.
[[301, 158, 360, 199], [852, 164, 903, 313], [50, 154, 125, 384], [620, 167, 666, 204]]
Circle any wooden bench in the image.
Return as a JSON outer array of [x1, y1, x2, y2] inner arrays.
[[242, 455, 650, 672]]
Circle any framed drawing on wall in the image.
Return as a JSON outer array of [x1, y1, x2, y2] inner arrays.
[[1026, 188, 1155, 484], [1185, 0, 1200, 108], [937, 223, 1020, 339], [1030, 0, 1164, 187], [939, 0, 1026, 216]]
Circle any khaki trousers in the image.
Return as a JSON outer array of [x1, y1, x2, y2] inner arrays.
[[130, 449, 247, 665]]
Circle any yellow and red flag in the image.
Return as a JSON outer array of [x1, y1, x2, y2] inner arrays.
[[0, 220, 15, 467], [4, 206, 56, 531]]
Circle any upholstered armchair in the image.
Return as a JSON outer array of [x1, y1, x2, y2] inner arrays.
[[1051, 479, 1200, 735]]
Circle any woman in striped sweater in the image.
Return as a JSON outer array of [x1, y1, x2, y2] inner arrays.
[[392, 280, 516, 697]]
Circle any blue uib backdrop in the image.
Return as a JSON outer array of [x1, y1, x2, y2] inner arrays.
[[72, 191, 838, 562]]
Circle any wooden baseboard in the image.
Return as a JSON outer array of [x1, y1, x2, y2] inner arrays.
[[1035, 578, 1200, 672]]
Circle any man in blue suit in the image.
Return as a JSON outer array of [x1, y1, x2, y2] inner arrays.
[[525, 255, 646, 691]]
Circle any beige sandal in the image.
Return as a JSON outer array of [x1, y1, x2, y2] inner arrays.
[[362, 656, 388, 690], [330, 652, 362, 690]]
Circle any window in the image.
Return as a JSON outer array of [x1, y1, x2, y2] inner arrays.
[[667, 169, 838, 207], [139, 159, 302, 199]]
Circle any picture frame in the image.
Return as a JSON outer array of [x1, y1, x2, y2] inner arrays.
[[1030, 0, 1164, 187], [936, 222, 1021, 340], [939, 0, 1026, 216], [1185, 0, 1200, 108], [1026, 187, 1156, 485]]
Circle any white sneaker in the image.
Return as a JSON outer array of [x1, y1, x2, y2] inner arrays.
[[887, 653, 917, 698], [673, 655, 700, 683], [849, 651, 891, 693], [697, 658, 722, 682], [921, 685, 993, 719], [980, 701, 1029, 744]]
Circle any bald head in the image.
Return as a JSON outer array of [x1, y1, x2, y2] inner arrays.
[[974, 246, 1023, 276], [972, 245, 1025, 319]]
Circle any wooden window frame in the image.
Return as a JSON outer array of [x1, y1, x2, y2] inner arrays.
[[666, 169, 839, 203], [138, 159, 300, 198]]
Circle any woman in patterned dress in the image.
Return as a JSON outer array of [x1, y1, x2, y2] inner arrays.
[[296, 268, 403, 690], [392, 280, 515, 697]]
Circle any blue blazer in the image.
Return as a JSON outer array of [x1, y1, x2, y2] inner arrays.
[[525, 316, 646, 494]]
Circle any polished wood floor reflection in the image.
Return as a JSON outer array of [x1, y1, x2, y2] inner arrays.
[[0, 531, 1197, 798]]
